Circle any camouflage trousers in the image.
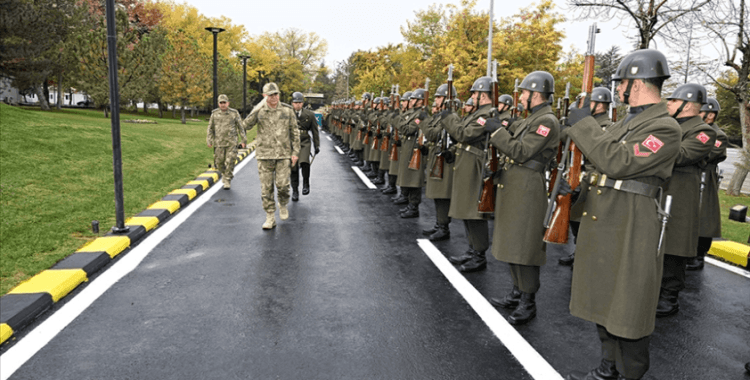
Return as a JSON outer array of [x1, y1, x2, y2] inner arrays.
[[214, 147, 238, 181], [257, 159, 291, 213]]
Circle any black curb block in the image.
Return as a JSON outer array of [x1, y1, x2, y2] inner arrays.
[[0, 146, 256, 346]]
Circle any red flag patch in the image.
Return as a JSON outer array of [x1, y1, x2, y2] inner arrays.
[[642, 135, 664, 153], [415, 118, 421, 125], [715, 140, 722, 148], [536, 125, 550, 137], [477, 117, 486, 126], [696, 132, 709, 144], [633, 143, 651, 157], [502, 120, 509, 127]]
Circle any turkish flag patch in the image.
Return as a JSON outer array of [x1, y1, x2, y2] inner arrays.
[[696, 132, 710, 144], [715, 140, 722, 148], [642, 135, 664, 153], [633, 143, 651, 157], [477, 117, 486, 126], [502, 120, 509, 127], [536, 125, 550, 137], [415, 118, 421, 125]]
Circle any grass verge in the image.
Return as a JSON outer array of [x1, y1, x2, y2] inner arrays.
[[718, 192, 750, 244]]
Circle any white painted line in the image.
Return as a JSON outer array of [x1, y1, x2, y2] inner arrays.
[[0, 152, 256, 380], [706, 256, 750, 278], [334, 146, 344, 155], [417, 239, 564, 380], [351, 166, 377, 189], [326, 136, 332, 141]]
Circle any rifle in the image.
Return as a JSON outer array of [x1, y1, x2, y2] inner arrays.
[[549, 82, 571, 194], [380, 86, 395, 152], [610, 79, 618, 123], [371, 90, 385, 150], [511, 78, 519, 118], [362, 93, 373, 146], [430, 64, 454, 179], [389, 85, 401, 161], [543, 23, 598, 244], [556, 97, 562, 119], [408, 78, 430, 170], [478, 60, 499, 213]]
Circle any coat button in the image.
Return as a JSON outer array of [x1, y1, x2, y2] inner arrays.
[[592, 216, 597, 221], [582, 212, 588, 216], [499, 184, 504, 189], [597, 190, 602, 195]]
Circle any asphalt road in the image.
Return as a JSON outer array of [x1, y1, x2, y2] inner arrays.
[[2, 130, 748, 380]]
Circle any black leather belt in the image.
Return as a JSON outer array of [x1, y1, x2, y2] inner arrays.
[[588, 173, 660, 198], [455, 142, 484, 157]]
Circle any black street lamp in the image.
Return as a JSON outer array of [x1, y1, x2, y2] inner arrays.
[[238, 54, 250, 117], [205, 27, 225, 110]]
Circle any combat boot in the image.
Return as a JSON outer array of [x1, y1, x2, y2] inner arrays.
[[372, 171, 385, 185], [279, 204, 289, 220], [222, 178, 231, 190], [448, 249, 475, 265], [392, 195, 408, 205], [685, 256, 704, 271], [302, 180, 310, 195], [558, 251, 575, 266], [429, 225, 450, 241], [489, 286, 521, 309], [400, 204, 419, 219], [656, 289, 679, 317], [459, 250, 487, 272], [565, 360, 619, 380], [262, 213, 276, 230], [422, 223, 439, 236], [508, 292, 536, 325], [292, 187, 299, 201]]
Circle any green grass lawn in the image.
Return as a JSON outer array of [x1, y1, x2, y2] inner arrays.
[[718, 192, 750, 244], [0, 104, 238, 294]]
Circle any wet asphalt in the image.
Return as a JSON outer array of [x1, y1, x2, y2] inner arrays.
[[4, 129, 749, 380]]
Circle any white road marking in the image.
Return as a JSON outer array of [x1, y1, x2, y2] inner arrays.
[[0, 152, 256, 380], [334, 146, 344, 154], [706, 256, 750, 279], [417, 239, 564, 380], [351, 166, 377, 189], [326, 136, 332, 141]]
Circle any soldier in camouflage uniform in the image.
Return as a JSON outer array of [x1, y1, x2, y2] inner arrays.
[[242, 83, 301, 230], [207, 94, 247, 190]]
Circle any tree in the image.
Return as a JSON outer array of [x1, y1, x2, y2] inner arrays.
[[401, 4, 448, 59], [595, 45, 622, 88], [159, 30, 210, 124], [258, 28, 328, 77], [714, 72, 742, 143], [568, 0, 709, 49]]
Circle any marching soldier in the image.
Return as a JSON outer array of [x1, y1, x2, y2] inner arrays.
[[559, 86, 614, 266], [441, 77, 500, 272], [290, 92, 320, 201], [206, 94, 247, 190], [422, 83, 458, 241], [563, 49, 681, 380], [688, 97, 728, 270], [483, 73, 559, 326], [242, 83, 301, 230], [656, 83, 716, 317], [395, 89, 429, 218], [390, 91, 413, 204]]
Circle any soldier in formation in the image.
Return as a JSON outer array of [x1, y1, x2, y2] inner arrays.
[[290, 92, 320, 201], [206, 94, 246, 190]]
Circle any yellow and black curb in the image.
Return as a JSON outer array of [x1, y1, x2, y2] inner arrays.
[[708, 240, 750, 268], [0, 146, 255, 346]]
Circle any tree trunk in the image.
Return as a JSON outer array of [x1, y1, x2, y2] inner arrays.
[[104, 105, 109, 118], [172, 105, 176, 119], [68, 87, 73, 105], [180, 104, 186, 124], [191, 107, 195, 117], [35, 85, 50, 111], [726, 97, 750, 195], [158, 101, 163, 118], [56, 73, 62, 110]]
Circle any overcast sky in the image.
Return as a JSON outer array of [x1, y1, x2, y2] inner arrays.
[[185, 0, 640, 67]]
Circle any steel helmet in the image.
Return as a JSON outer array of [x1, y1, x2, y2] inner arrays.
[[612, 49, 670, 81], [700, 97, 721, 113], [519, 71, 554, 94], [292, 92, 305, 103], [470, 76, 492, 92], [435, 83, 458, 98], [667, 83, 707, 104]]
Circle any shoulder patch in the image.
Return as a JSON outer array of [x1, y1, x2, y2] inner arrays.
[[696, 132, 710, 144], [502, 120, 509, 127], [415, 118, 421, 125], [477, 117, 486, 126], [642, 135, 664, 153], [715, 140, 722, 148], [536, 125, 550, 137]]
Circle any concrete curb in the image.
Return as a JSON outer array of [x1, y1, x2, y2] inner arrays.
[[0, 146, 255, 346], [708, 240, 750, 268]]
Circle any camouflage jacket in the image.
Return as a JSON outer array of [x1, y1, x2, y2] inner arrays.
[[207, 107, 246, 147], [243, 100, 300, 159]]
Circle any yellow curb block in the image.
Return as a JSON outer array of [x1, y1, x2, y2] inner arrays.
[[169, 188, 196, 200], [148, 200, 180, 214], [8, 269, 87, 302], [0, 323, 12, 344], [77, 236, 131, 258], [709, 241, 750, 267], [187, 180, 209, 191], [125, 216, 159, 232], [199, 172, 219, 182]]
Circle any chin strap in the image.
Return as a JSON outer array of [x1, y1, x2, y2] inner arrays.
[[622, 80, 634, 105], [671, 100, 688, 118]]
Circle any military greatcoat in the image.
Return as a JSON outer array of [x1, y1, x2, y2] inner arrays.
[[567, 101, 681, 339], [699, 123, 728, 237], [295, 108, 320, 165], [490, 105, 559, 266], [396, 108, 427, 188], [424, 112, 455, 199], [388, 109, 403, 174]]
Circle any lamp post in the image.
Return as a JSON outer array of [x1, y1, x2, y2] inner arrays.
[[205, 27, 225, 110], [238, 54, 250, 117], [105, 0, 127, 233]]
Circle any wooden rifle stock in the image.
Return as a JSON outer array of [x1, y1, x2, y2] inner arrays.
[[478, 60, 499, 213], [408, 130, 423, 170], [549, 82, 571, 193], [389, 128, 400, 161], [430, 64, 454, 179]]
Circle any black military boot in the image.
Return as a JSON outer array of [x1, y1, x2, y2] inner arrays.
[[489, 286, 521, 309], [559, 251, 575, 266], [422, 224, 439, 236], [449, 249, 475, 265], [508, 292, 536, 325], [400, 204, 419, 219], [565, 360, 619, 380], [656, 289, 679, 317], [366, 164, 379, 178], [302, 181, 310, 195], [372, 170, 386, 185], [685, 256, 704, 271], [302, 164, 311, 195], [291, 187, 299, 202], [459, 250, 487, 272], [429, 224, 450, 241], [382, 175, 397, 194], [392, 195, 408, 205]]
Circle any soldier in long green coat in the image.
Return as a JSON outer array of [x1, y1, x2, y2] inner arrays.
[[484, 72, 560, 326], [390, 92, 412, 203], [656, 83, 717, 318], [395, 89, 429, 218], [422, 83, 458, 241], [377, 97, 395, 190], [441, 77, 502, 273], [290, 92, 320, 201], [382, 95, 403, 195], [564, 49, 681, 380], [688, 98, 728, 270]]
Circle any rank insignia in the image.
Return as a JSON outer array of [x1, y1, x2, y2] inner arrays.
[[642, 135, 664, 153], [477, 117, 486, 126], [536, 125, 550, 137], [715, 140, 722, 148], [696, 132, 710, 144], [633, 143, 651, 157]]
